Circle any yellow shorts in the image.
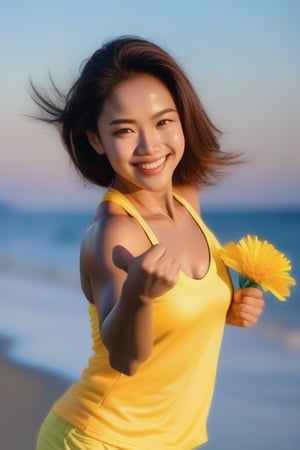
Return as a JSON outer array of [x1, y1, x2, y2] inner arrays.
[[36, 410, 122, 450]]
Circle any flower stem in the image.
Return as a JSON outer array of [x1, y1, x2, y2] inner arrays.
[[239, 274, 261, 289]]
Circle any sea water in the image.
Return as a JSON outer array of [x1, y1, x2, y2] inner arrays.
[[0, 206, 299, 449]]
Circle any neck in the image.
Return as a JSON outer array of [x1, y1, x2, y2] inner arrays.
[[112, 184, 177, 220]]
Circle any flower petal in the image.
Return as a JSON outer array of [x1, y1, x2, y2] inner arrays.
[[219, 235, 296, 302]]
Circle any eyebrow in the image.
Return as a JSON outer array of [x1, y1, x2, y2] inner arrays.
[[108, 108, 178, 126]]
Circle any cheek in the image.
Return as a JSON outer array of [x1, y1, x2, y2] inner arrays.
[[168, 126, 185, 152], [104, 138, 136, 164], [177, 131, 185, 149]]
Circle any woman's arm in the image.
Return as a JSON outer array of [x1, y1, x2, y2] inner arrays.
[[80, 215, 179, 376]]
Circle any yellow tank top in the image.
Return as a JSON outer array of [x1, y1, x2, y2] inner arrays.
[[53, 188, 232, 450]]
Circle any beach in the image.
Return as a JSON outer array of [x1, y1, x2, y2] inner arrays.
[[0, 336, 70, 450], [1, 272, 299, 450], [0, 208, 299, 449], [1, 317, 299, 450]]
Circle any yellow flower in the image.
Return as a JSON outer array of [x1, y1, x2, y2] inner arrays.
[[219, 235, 296, 301]]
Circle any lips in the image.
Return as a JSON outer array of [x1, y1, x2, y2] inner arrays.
[[136, 156, 166, 171]]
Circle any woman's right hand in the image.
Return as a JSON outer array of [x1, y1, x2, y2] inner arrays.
[[113, 243, 180, 303]]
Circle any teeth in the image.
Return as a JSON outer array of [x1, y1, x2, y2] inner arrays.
[[139, 156, 166, 170]]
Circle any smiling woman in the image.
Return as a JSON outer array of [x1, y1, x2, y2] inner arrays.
[[30, 36, 265, 450], [30, 36, 238, 188], [86, 74, 185, 193]]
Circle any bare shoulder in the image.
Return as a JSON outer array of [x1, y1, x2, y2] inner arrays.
[[80, 202, 150, 283], [173, 184, 200, 213]]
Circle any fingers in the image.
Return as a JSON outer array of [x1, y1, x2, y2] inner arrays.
[[112, 245, 135, 273], [228, 288, 265, 328], [149, 248, 180, 288], [112, 243, 168, 273], [234, 288, 265, 309], [113, 243, 180, 282], [140, 244, 180, 291], [115, 243, 180, 300], [235, 287, 264, 300], [140, 243, 168, 268]]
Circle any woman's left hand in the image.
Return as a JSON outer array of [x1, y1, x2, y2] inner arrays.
[[226, 287, 265, 328]]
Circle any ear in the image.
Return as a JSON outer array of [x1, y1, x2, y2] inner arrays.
[[86, 130, 105, 155]]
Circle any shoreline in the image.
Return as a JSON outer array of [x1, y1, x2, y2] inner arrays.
[[1, 328, 299, 450], [0, 335, 70, 450], [1, 266, 299, 450]]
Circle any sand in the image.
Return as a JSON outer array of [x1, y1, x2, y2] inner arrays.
[[1, 327, 299, 450], [0, 335, 70, 450]]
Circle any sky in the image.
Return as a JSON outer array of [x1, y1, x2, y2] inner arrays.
[[1, 0, 299, 210]]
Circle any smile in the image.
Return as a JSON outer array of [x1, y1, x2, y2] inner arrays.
[[137, 156, 166, 170]]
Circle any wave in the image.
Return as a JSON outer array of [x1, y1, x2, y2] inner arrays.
[[0, 256, 79, 286], [1, 256, 299, 355], [259, 323, 300, 354]]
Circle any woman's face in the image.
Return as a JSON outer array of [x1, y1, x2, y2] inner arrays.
[[94, 73, 185, 193]]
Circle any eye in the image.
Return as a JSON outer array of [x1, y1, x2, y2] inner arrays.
[[113, 128, 134, 137], [157, 119, 173, 127]]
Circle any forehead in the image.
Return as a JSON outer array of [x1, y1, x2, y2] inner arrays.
[[101, 74, 176, 117]]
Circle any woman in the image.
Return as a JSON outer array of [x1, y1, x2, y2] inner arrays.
[[33, 36, 264, 450]]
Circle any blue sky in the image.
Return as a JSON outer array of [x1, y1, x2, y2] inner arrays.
[[1, 0, 299, 210]]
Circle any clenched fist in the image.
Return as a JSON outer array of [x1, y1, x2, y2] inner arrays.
[[226, 287, 265, 328], [113, 244, 180, 303]]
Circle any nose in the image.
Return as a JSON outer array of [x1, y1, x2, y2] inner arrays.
[[136, 129, 160, 155]]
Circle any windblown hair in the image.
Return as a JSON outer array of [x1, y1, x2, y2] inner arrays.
[[30, 35, 240, 187]]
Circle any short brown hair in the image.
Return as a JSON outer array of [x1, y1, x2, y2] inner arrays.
[[30, 35, 239, 187]]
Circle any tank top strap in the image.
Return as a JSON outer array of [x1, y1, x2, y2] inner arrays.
[[101, 188, 159, 245], [172, 191, 219, 251]]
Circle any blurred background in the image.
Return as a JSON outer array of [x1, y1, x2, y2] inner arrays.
[[1, 1, 299, 449]]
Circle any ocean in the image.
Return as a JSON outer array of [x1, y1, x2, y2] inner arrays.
[[0, 205, 299, 449]]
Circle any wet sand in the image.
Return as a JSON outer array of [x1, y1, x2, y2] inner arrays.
[[0, 335, 70, 450], [1, 329, 299, 450]]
